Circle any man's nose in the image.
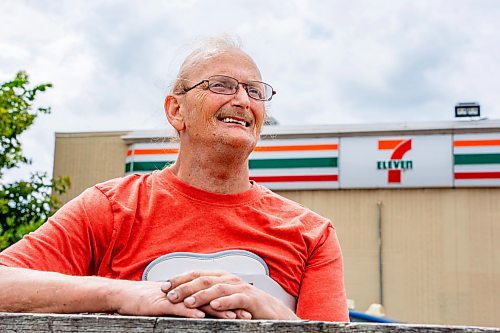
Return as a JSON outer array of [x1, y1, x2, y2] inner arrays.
[[231, 84, 251, 108]]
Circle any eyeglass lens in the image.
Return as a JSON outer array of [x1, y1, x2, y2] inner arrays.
[[208, 75, 271, 101]]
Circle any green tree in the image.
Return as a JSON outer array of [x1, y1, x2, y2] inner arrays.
[[0, 71, 69, 250]]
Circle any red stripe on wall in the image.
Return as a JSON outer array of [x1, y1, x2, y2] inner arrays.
[[250, 175, 338, 182], [454, 172, 500, 179]]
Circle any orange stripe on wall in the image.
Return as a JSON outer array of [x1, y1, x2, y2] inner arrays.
[[127, 144, 338, 156], [127, 148, 179, 156], [253, 144, 338, 152], [454, 139, 500, 147], [378, 140, 404, 150]]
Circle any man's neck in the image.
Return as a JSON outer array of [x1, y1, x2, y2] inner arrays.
[[169, 144, 252, 194]]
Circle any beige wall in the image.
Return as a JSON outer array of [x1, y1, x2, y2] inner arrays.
[[276, 188, 500, 327], [53, 133, 499, 327], [53, 132, 129, 203]]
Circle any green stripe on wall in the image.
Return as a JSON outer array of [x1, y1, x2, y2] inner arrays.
[[126, 157, 338, 172], [454, 153, 500, 165], [249, 157, 337, 169], [126, 161, 174, 172]]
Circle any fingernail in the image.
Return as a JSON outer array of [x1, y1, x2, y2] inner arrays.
[[161, 281, 171, 292], [194, 311, 205, 318], [167, 290, 178, 301], [184, 296, 195, 306], [226, 311, 236, 319], [211, 300, 220, 309], [241, 311, 252, 319]]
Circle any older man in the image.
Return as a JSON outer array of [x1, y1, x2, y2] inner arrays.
[[0, 38, 348, 322]]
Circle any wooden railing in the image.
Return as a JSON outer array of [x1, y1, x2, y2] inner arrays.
[[1, 313, 499, 332]]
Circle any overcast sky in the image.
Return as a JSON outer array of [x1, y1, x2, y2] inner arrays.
[[1, 0, 500, 182]]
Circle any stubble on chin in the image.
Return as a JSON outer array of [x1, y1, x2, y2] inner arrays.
[[185, 99, 262, 156]]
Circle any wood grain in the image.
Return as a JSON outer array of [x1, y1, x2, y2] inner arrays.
[[0, 313, 498, 332]]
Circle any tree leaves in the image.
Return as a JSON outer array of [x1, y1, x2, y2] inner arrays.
[[0, 72, 69, 251]]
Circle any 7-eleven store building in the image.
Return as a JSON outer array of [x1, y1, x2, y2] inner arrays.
[[53, 120, 500, 327]]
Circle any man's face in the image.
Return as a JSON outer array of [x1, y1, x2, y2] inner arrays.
[[177, 49, 266, 154]]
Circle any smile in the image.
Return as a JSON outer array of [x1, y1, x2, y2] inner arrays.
[[219, 116, 250, 127]]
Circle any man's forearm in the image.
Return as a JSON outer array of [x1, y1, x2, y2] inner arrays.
[[0, 266, 118, 313], [0, 266, 206, 318]]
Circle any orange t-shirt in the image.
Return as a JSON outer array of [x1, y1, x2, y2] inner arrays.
[[0, 168, 348, 321]]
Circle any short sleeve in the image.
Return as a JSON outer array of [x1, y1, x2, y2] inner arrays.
[[296, 225, 349, 322], [0, 186, 114, 276]]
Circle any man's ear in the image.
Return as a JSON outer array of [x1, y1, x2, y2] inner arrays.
[[164, 95, 185, 132]]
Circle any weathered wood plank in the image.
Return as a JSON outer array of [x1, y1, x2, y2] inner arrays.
[[154, 318, 500, 333], [0, 313, 498, 333], [0, 313, 156, 333]]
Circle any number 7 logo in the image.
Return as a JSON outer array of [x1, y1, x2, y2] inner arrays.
[[378, 139, 413, 183]]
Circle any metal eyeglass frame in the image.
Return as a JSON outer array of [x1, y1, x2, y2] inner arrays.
[[182, 75, 276, 101]]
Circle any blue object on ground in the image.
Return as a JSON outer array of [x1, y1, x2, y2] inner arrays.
[[349, 309, 399, 323]]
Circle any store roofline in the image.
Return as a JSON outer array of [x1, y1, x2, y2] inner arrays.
[[121, 119, 500, 143], [53, 119, 500, 143]]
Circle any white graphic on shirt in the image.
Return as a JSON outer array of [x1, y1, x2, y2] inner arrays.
[[142, 249, 296, 310]]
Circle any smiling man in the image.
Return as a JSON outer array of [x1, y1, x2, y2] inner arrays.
[[0, 37, 348, 322]]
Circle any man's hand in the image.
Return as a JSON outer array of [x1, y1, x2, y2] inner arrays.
[[108, 279, 206, 318], [161, 271, 299, 320]]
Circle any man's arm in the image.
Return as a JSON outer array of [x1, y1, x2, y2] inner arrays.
[[295, 225, 349, 322], [0, 266, 205, 317]]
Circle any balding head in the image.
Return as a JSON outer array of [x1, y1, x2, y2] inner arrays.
[[171, 36, 261, 95]]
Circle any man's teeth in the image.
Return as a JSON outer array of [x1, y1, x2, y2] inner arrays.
[[222, 117, 247, 127]]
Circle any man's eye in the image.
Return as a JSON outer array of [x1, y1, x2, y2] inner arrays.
[[209, 81, 231, 93], [210, 81, 226, 88], [248, 87, 264, 99]]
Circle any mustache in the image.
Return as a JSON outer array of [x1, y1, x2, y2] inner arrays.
[[215, 108, 255, 124]]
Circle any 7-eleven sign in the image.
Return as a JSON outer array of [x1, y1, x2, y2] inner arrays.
[[377, 139, 413, 183], [340, 135, 452, 188]]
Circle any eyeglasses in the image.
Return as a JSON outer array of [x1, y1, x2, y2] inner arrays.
[[182, 75, 276, 101]]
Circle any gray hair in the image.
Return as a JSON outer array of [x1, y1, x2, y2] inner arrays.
[[170, 36, 243, 94]]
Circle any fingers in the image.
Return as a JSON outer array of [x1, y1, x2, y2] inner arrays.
[[207, 288, 297, 320], [165, 272, 243, 304], [160, 281, 172, 293], [199, 305, 238, 319], [209, 293, 251, 313], [167, 276, 226, 303], [198, 305, 252, 320], [157, 271, 256, 320], [167, 301, 206, 319], [113, 279, 254, 320], [235, 309, 252, 320], [166, 270, 227, 290], [183, 282, 248, 308], [162, 270, 227, 301]]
